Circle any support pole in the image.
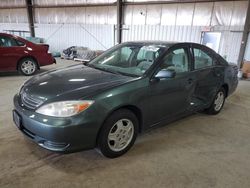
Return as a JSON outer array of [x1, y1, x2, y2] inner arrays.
[[117, 0, 122, 44], [26, 0, 35, 37], [238, 0, 250, 67]]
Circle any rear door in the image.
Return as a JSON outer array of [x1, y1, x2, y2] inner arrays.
[[145, 44, 196, 127], [189, 44, 223, 109], [0, 35, 24, 71]]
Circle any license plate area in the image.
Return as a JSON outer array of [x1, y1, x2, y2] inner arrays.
[[13, 110, 22, 129]]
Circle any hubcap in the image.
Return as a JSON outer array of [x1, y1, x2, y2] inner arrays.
[[108, 119, 134, 152], [21, 61, 36, 75], [214, 91, 224, 111]]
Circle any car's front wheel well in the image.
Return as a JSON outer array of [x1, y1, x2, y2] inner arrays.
[[96, 105, 143, 146], [17, 56, 39, 70], [222, 84, 229, 98], [122, 105, 143, 133], [108, 105, 143, 132]]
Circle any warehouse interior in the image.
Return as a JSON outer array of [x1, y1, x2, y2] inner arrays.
[[0, 0, 250, 64], [1, 0, 250, 187]]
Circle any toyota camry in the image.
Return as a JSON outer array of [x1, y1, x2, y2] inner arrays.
[[13, 41, 238, 158]]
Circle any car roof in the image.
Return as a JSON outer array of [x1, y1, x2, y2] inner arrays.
[[0, 32, 23, 40], [0, 32, 30, 43], [122, 41, 203, 47], [0, 32, 16, 37]]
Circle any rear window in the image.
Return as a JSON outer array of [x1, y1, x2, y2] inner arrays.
[[0, 36, 23, 47], [193, 48, 213, 69]]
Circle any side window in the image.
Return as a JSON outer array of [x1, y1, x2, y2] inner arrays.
[[15, 39, 25, 46], [0, 36, 18, 47], [193, 48, 213, 69], [159, 48, 189, 73]]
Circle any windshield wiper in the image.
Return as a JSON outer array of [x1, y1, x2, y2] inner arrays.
[[87, 64, 121, 75], [115, 71, 138, 77], [87, 64, 138, 77]]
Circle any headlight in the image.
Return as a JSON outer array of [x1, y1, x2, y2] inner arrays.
[[36, 100, 94, 117]]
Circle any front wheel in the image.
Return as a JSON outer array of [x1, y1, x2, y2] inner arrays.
[[206, 88, 226, 115], [18, 58, 38, 76], [97, 109, 139, 158]]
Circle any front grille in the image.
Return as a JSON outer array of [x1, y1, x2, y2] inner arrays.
[[20, 91, 44, 110]]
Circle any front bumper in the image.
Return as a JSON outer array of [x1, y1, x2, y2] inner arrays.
[[13, 94, 101, 153]]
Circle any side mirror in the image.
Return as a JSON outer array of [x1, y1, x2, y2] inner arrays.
[[155, 69, 176, 79]]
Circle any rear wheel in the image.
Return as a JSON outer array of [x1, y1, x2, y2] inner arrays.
[[97, 109, 139, 158], [18, 58, 38, 76], [206, 87, 226, 115]]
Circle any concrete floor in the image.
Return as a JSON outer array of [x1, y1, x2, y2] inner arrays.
[[1, 59, 250, 188]]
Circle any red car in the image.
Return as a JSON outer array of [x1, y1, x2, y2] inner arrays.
[[0, 33, 55, 76]]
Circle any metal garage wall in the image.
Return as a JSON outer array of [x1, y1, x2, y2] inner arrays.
[[35, 24, 115, 52], [0, 8, 28, 23], [122, 25, 202, 43], [0, 23, 114, 52], [0, 0, 25, 7], [34, 7, 117, 25], [214, 26, 244, 64], [33, 7, 116, 52], [0, 23, 30, 37], [0, 0, 248, 64], [34, 0, 116, 6], [123, 1, 248, 64]]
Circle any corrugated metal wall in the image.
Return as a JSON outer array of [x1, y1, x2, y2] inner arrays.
[[34, 0, 116, 6], [0, 0, 25, 7], [122, 25, 202, 43], [0, 23, 115, 51], [34, 6, 117, 25], [35, 24, 115, 51], [122, 1, 248, 64], [0, 23, 30, 37], [0, 0, 248, 64]]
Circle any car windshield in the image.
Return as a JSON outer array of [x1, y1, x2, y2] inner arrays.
[[88, 43, 169, 77]]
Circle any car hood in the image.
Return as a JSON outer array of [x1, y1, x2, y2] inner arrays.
[[22, 64, 135, 103]]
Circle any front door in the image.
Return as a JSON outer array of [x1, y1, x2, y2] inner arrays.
[[146, 46, 195, 127]]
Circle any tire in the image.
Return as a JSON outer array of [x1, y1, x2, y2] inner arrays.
[[18, 58, 38, 76], [206, 87, 226, 115], [97, 109, 139, 158]]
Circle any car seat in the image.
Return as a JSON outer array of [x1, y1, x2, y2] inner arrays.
[[167, 53, 187, 73], [137, 51, 155, 72]]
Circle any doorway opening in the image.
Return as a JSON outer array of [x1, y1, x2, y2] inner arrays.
[[201, 32, 221, 53]]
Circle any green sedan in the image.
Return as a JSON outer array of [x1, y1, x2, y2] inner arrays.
[[13, 41, 238, 158]]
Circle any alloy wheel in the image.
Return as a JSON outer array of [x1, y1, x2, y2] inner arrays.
[[214, 91, 224, 111], [107, 119, 134, 152], [21, 60, 36, 75]]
